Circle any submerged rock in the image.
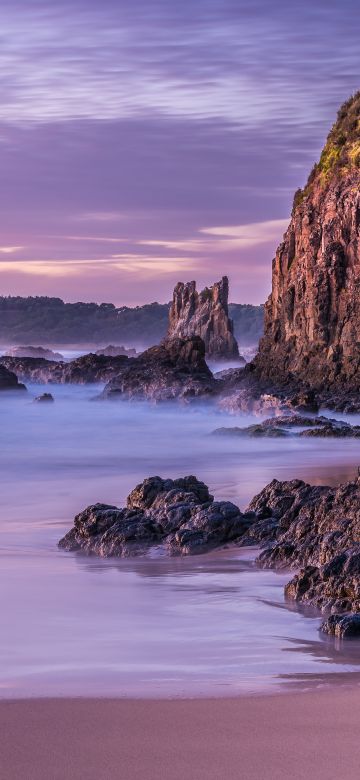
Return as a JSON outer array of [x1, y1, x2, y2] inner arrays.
[[95, 344, 137, 357], [213, 414, 360, 438], [0, 365, 26, 392], [34, 393, 54, 403], [167, 276, 240, 360], [59, 475, 254, 557]]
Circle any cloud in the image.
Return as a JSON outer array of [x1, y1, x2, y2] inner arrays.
[[0, 245, 25, 253]]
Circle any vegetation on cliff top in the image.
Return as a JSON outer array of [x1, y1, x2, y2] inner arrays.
[[293, 91, 360, 211]]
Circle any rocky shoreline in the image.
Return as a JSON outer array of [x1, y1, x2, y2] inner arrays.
[[59, 472, 360, 638]]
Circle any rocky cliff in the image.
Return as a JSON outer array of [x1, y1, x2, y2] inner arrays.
[[167, 277, 240, 360], [255, 92, 360, 390]]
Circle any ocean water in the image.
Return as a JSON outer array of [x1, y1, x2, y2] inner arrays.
[[1, 385, 360, 699]]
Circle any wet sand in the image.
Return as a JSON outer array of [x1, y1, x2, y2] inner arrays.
[[1, 690, 359, 780]]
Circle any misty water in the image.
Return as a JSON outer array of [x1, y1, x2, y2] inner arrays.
[[1, 384, 360, 699]]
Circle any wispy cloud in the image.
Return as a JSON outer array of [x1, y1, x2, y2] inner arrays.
[[0, 245, 25, 254]]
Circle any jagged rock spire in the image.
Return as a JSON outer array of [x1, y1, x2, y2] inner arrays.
[[167, 276, 240, 360]]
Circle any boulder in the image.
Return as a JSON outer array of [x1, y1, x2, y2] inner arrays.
[[34, 393, 54, 403], [58, 475, 253, 557]]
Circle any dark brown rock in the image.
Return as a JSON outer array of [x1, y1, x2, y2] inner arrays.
[[254, 92, 360, 396], [101, 336, 217, 402], [167, 276, 240, 360], [321, 613, 360, 638]]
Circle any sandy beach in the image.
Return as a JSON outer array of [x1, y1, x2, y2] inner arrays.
[[1, 689, 359, 780]]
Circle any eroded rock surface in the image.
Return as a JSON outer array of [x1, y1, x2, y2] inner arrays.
[[253, 92, 360, 398], [59, 475, 253, 557], [101, 336, 217, 402], [243, 477, 360, 616], [167, 276, 240, 360], [0, 365, 26, 392], [213, 414, 360, 438], [1, 353, 129, 384]]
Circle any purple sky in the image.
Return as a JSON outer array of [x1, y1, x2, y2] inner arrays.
[[0, 0, 359, 305]]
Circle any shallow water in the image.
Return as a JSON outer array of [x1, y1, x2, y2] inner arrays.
[[1, 385, 360, 698]]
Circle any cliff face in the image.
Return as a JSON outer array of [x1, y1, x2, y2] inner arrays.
[[255, 92, 360, 390], [167, 276, 239, 360]]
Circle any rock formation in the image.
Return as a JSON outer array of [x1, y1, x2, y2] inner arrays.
[[167, 277, 240, 360], [59, 470, 360, 634], [33, 393, 54, 403], [0, 364, 26, 392], [101, 337, 217, 402], [95, 344, 137, 357], [254, 92, 360, 393], [59, 475, 253, 557], [213, 414, 360, 438], [2, 345, 64, 360], [243, 476, 360, 623], [1, 353, 129, 385]]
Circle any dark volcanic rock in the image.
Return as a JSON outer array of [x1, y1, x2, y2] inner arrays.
[[1, 353, 129, 384], [59, 475, 253, 557], [0, 364, 26, 392], [321, 612, 360, 638], [101, 336, 217, 402], [34, 393, 54, 403], [213, 414, 360, 438], [243, 476, 360, 615], [253, 92, 360, 400], [167, 276, 240, 360]]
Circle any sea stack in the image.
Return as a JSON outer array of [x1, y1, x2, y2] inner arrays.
[[167, 276, 240, 360], [254, 92, 360, 390]]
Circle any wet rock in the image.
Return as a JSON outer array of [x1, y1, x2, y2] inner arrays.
[[321, 613, 360, 638], [34, 393, 54, 403], [213, 414, 360, 438], [58, 475, 253, 557], [242, 476, 360, 617], [167, 276, 240, 360], [101, 336, 217, 402], [0, 365, 26, 392]]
